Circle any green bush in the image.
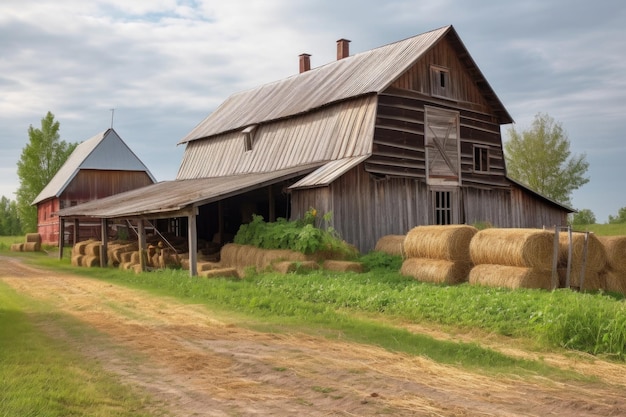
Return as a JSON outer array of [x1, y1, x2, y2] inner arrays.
[[234, 209, 357, 258]]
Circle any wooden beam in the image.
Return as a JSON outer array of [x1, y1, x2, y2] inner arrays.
[[138, 220, 147, 272], [58, 218, 65, 260], [188, 208, 198, 276], [100, 218, 108, 268]]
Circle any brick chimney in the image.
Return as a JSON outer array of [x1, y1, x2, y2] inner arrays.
[[299, 53, 311, 73], [336, 38, 351, 60]]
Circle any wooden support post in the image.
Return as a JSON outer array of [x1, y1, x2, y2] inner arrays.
[[551, 226, 559, 290], [58, 218, 65, 260], [138, 220, 147, 272], [188, 208, 198, 276], [73, 219, 79, 245], [100, 218, 108, 268], [566, 226, 573, 288]]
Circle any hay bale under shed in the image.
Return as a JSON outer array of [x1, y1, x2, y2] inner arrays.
[[469, 264, 552, 290], [23, 242, 41, 252], [597, 236, 626, 272], [470, 228, 553, 269], [259, 249, 307, 271], [400, 258, 471, 285], [25, 233, 42, 244], [71, 255, 84, 267], [558, 232, 607, 273], [603, 270, 626, 295], [219, 243, 243, 267], [374, 235, 405, 257], [73, 240, 92, 256], [404, 225, 477, 262], [84, 242, 101, 257], [323, 260, 364, 273], [82, 255, 100, 268]]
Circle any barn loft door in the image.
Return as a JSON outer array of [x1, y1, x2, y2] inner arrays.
[[425, 107, 461, 186]]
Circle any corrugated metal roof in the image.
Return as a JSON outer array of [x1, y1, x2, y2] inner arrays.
[[176, 95, 377, 179], [288, 155, 370, 190], [179, 25, 512, 145], [57, 163, 322, 219], [32, 129, 156, 205]]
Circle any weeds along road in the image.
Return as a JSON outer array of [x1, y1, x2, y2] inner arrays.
[[2, 255, 626, 416]]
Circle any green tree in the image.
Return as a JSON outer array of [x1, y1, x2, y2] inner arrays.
[[0, 196, 22, 235], [608, 207, 626, 224], [571, 208, 596, 225], [16, 112, 77, 232], [504, 113, 589, 206]]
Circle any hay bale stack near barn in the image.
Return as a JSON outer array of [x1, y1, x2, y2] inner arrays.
[[469, 228, 554, 290], [10, 243, 24, 252], [374, 235, 405, 257], [70, 239, 101, 268], [10, 234, 41, 252], [558, 232, 607, 290], [401, 225, 477, 284], [597, 236, 626, 295]]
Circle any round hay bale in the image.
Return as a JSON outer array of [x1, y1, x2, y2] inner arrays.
[[120, 251, 133, 263], [220, 243, 243, 267], [82, 255, 100, 268], [374, 235, 405, 257], [273, 260, 320, 274], [25, 233, 42, 244], [10, 243, 24, 252], [469, 264, 552, 290], [74, 240, 92, 256], [557, 268, 605, 291], [597, 236, 626, 272], [235, 245, 260, 269], [400, 258, 471, 284], [23, 242, 41, 252], [470, 228, 553, 269], [603, 270, 626, 295], [404, 225, 477, 262], [558, 232, 607, 272], [84, 242, 101, 257], [71, 255, 84, 267], [323, 260, 364, 273], [130, 251, 140, 265]]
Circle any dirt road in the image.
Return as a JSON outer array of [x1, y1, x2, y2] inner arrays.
[[2, 256, 625, 416]]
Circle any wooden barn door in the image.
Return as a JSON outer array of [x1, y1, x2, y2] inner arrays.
[[425, 107, 461, 224]]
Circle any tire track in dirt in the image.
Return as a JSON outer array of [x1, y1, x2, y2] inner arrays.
[[2, 256, 626, 416]]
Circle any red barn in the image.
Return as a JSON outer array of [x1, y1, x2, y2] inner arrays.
[[32, 128, 155, 245]]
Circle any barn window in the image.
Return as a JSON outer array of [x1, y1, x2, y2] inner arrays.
[[433, 190, 452, 225], [473, 145, 490, 173], [242, 124, 258, 152], [430, 66, 451, 99]]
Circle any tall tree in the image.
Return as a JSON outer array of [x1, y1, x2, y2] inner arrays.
[[608, 207, 626, 224], [0, 196, 22, 235], [504, 113, 589, 206], [16, 112, 77, 233], [571, 208, 596, 226]]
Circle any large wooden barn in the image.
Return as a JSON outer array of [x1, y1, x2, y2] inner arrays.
[[58, 25, 572, 273], [33, 128, 155, 244]]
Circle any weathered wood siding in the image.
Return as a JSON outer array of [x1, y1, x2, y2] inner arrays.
[[462, 187, 512, 227], [60, 170, 154, 205], [509, 185, 568, 228], [36, 198, 60, 244], [291, 164, 429, 252]]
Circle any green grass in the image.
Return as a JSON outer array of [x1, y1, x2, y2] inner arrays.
[[576, 223, 626, 236], [0, 282, 160, 417]]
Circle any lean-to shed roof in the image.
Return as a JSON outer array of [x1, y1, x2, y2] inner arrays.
[[32, 129, 156, 205], [179, 25, 512, 145]]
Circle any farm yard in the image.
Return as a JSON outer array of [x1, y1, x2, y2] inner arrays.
[[2, 226, 626, 416]]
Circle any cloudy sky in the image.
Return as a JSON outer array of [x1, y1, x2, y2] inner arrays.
[[1, 0, 625, 222]]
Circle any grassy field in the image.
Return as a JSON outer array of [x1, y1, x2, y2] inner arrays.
[[0, 282, 159, 417]]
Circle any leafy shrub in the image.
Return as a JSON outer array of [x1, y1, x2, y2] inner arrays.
[[359, 251, 403, 271], [234, 209, 358, 258]]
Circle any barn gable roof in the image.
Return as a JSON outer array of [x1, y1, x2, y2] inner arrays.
[[179, 25, 512, 145], [32, 128, 156, 205]]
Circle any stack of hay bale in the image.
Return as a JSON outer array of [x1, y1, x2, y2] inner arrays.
[[557, 232, 607, 291], [469, 228, 554, 290], [400, 225, 477, 284], [71, 240, 102, 267], [598, 236, 626, 295], [218, 243, 318, 278], [10, 233, 42, 252]]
